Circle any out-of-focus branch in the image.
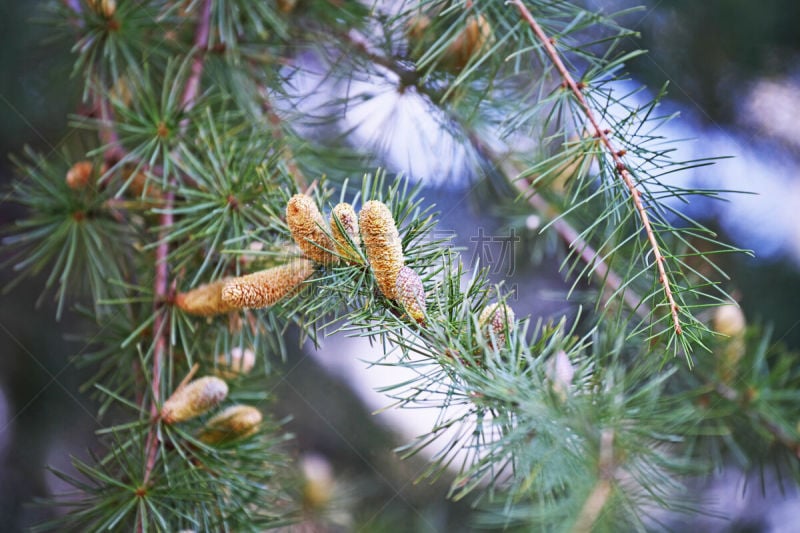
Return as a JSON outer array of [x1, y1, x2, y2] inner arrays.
[[572, 428, 615, 533], [258, 87, 308, 190], [468, 133, 649, 320]]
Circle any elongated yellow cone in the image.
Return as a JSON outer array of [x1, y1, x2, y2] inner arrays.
[[199, 405, 262, 444], [161, 376, 228, 424], [286, 194, 336, 264], [221, 259, 314, 309], [360, 201, 404, 299], [175, 278, 237, 317]]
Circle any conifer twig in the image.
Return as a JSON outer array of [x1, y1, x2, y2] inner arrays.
[[510, 1, 682, 335], [141, 0, 212, 505]]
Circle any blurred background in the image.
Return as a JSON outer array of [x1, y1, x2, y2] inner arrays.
[[1, 1, 799, 531]]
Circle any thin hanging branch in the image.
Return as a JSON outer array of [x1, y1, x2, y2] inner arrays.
[[510, 0, 682, 335], [140, 0, 212, 504]]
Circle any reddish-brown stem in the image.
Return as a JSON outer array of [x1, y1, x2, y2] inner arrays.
[[138, 0, 212, 513], [511, 1, 682, 335], [180, 0, 212, 112], [142, 189, 174, 486], [96, 91, 125, 165]]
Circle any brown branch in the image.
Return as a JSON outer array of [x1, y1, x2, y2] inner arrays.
[[510, 1, 682, 335], [96, 91, 125, 165], [138, 2, 212, 524], [180, 0, 212, 112]]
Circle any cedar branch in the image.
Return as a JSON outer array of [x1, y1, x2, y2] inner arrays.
[[140, 0, 212, 511], [510, 1, 682, 335]]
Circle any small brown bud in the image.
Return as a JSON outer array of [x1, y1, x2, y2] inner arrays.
[[216, 347, 256, 379], [125, 168, 162, 200], [444, 14, 492, 71], [87, 0, 116, 18], [286, 195, 336, 264], [161, 376, 228, 424], [221, 259, 314, 309], [330, 202, 361, 263], [395, 266, 426, 323], [360, 200, 404, 300], [175, 278, 238, 317], [406, 14, 432, 52], [479, 303, 515, 346], [66, 161, 94, 190], [276, 0, 297, 13], [199, 405, 262, 444]]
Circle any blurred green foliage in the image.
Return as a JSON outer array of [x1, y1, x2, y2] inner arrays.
[[633, 0, 800, 120]]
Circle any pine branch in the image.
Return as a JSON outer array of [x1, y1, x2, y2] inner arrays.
[[140, 0, 212, 517], [15, 3, 794, 530], [510, 0, 682, 335]]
